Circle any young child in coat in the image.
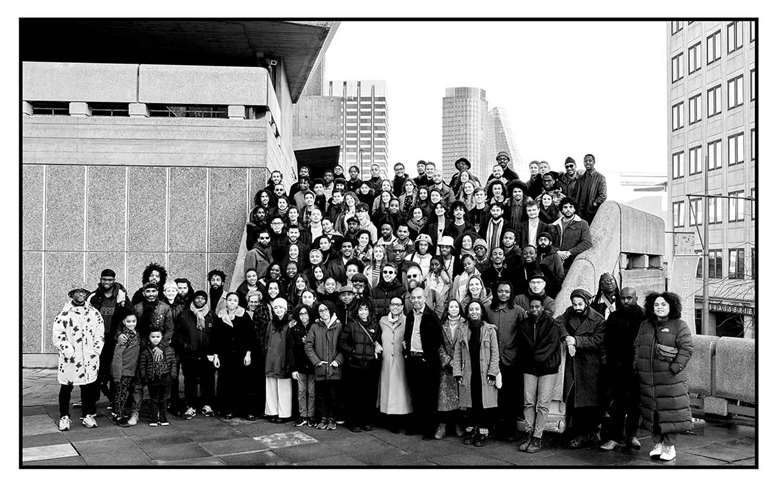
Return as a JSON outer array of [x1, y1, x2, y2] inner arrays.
[[139, 330, 178, 426], [112, 311, 141, 427]]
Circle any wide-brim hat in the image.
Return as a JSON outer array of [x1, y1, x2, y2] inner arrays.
[[68, 287, 90, 298], [438, 236, 455, 247]]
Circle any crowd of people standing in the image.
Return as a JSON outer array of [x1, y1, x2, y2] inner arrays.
[[52, 152, 694, 461]]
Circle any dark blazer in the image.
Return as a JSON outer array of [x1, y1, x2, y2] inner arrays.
[[403, 306, 442, 365], [517, 219, 552, 248], [577, 170, 607, 223]]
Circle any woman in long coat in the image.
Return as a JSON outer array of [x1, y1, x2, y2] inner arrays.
[[634, 291, 693, 462], [452, 301, 500, 447], [377, 296, 413, 432], [434, 299, 467, 439], [53, 287, 105, 431]]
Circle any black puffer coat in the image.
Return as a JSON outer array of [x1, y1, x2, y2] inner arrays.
[[634, 318, 693, 434]]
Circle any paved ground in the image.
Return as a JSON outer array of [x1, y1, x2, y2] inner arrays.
[[21, 369, 756, 467]]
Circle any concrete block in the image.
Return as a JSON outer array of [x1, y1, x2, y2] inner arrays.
[[22, 62, 138, 103], [22, 354, 58, 369], [618, 202, 665, 256], [138, 64, 269, 106], [688, 334, 719, 395], [23, 101, 33, 116], [208, 253, 238, 291], [209, 168, 248, 253], [228, 105, 245, 120], [43, 252, 85, 354], [126, 252, 167, 297], [86, 166, 125, 251], [45, 165, 85, 251], [714, 337, 755, 402], [85, 252, 126, 290], [128, 103, 149, 117], [22, 165, 44, 250], [168, 167, 208, 253], [168, 253, 208, 291], [704, 396, 729, 416], [22, 251, 43, 354], [69, 102, 90, 117], [127, 167, 166, 252]]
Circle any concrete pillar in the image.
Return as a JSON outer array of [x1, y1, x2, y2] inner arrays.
[[69, 102, 90, 117], [128, 103, 149, 117], [705, 310, 718, 336], [629, 254, 649, 269], [22, 101, 33, 116], [228, 105, 246, 120], [743, 315, 754, 338]]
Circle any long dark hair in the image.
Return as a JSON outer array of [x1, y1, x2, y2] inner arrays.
[[142, 263, 167, 286], [644, 291, 682, 321], [490, 280, 516, 310], [440, 298, 464, 324]]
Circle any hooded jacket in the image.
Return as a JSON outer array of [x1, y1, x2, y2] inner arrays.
[[305, 315, 345, 381]]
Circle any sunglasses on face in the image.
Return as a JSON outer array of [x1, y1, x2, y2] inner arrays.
[[382, 270, 395, 274]]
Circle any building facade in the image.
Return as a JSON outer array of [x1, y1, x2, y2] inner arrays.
[[666, 20, 756, 337], [21, 20, 338, 366], [441, 87, 489, 180], [326, 80, 389, 178], [485, 106, 521, 175]]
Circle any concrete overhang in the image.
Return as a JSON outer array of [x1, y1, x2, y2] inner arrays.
[[294, 145, 341, 174], [19, 19, 338, 102]]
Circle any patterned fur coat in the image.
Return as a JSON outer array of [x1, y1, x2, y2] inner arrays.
[[52, 302, 105, 386]]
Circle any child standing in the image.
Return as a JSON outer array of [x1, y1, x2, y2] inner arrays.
[[139, 330, 177, 426], [112, 311, 141, 427]]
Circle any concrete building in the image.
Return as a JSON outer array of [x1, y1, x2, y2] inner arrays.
[[441, 87, 489, 180], [326, 80, 389, 178], [486, 106, 521, 174], [666, 20, 756, 337], [21, 20, 339, 367]]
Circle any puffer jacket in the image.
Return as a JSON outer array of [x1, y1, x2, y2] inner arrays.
[[371, 279, 405, 318], [634, 318, 694, 434], [338, 319, 380, 370], [516, 312, 561, 376], [138, 343, 177, 385], [304, 316, 344, 381]]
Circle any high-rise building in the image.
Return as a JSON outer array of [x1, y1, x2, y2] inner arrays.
[[486, 106, 521, 174], [666, 20, 756, 337], [441, 87, 488, 180], [326, 80, 389, 178]]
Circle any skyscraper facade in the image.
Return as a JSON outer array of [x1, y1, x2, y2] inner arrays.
[[441, 87, 488, 180], [666, 20, 756, 337], [486, 106, 521, 173], [327, 80, 389, 178]]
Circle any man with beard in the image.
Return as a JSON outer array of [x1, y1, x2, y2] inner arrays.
[[403, 286, 442, 439], [591, 273, 619, 320], [88, 269, 131, 405], [536, 232, 564, 297], [206, 269, 228, 316], [518, 245, 562, 298], [500, 229, 523, 270], [430, 170, 455, 208], [556, 289, 606, 449], [599, 287, 645, 452], [481, 246, 521, 295], [371, 263, 405, 317], [175, 278, 195, 304], [577, 154, 607, 225], [537, 172, 565, 207], [552, 197, 593, 273], [326, 238, 355, 285], [174, 290, 217, 419], [413, 159, 430, 188], [559, 157, 581, 203], [288, 166, 310, 200], [129, 282, 174, 426], [392, 162, 409, 197], [244, 229, 273, 278], [402, 264, 424, 313], [514, 271, 556, 316], [496, 151, 519, 182], [505, 181, 528, 232], [480, 203, 507, 256], [131, 263, 168, 305]]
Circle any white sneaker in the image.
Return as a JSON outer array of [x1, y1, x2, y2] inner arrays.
[[127, 412, 139, 426], [58, 415, 71, 431], [82, 414, 98, 429], [600, 439, 619, 451], [659, 444, 676, 461], [649, 442, 664, 458]]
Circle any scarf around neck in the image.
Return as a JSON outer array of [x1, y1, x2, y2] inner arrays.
[[218, 306, 245, 327], [190, 302, 209, 331]]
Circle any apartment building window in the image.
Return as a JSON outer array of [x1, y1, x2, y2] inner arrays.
[[727, 75, 744, 109], [671, 53, 684, 83], [750, 69, 756, 101], [708, 196, 722, 224], [89, 102, 129, 117], [727, 21, 743, 53], [707, 140, 722, 170], [29, 101, 69, 115], [673, 201, 685, 228], [728, 133, 744, 166], [689, 198, 703, 226], [706, 31, 722, 64], [728, 249, 745, 279], [688, 43, 702, 74], [751, 128, 755, 160], [688, 94, 702, 124], [672, 101, 684, 131], [707, 85, 722, 117], [689, 146, 702, 175], [709, 250, 724, 279], [672, 151, 684, 179], [671, 21, 684, 35], [729, 190, 745, 222], [749, 21, 756, 42]]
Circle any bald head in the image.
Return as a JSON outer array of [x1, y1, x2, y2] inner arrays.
[[620, 287, 637, 306]]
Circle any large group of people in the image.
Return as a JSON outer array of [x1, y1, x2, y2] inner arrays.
[[52, 152, 694, 462]]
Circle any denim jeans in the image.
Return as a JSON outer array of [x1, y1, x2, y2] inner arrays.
[[296, 373, 316, 418], [523, 373, 557, 438]]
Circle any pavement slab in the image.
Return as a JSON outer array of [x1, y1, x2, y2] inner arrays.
[[22, 443, 79, 462], [24, 455, 87, 467], [153, 456, 226, 466], [294, 454, 367, 466], [135, 434, 196, 450], [686, 437, 756, 463], [271, 442, 337, 463], [22, 432, 68, 449], [22, 414, 61, 437], [219, 450, 291, 466], [141, 442, 212, 461], [199, 437, 269, 457], [253, 430, 318, 450]]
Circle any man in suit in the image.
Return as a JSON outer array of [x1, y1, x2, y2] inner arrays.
[[518, 200, 551, 249], [403, 287, 442, 439]]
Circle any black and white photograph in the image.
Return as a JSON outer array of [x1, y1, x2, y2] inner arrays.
[[12, 3, 768, 486]]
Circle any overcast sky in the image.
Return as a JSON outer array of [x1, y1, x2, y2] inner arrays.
[[324, 20, 667, 202]]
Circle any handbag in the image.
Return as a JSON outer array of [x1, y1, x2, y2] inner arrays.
[[655, 344, 678, 361]]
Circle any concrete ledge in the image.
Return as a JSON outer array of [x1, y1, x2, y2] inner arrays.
[[689, 335, 719, 395], [139, 64, 269, 106], [713, 337, 755, 402], [23, 354, 58, 369], [23, 62, 139, 103]]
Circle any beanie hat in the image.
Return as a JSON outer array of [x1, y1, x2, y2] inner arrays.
[[100, 269, 116, 278], [528, 271, 546, 282], [537, 232, 553, 242], [570, 288, 592, 303], [565, 157, 576, 166], [192, 290, 208, 300], [473, 238, 488, 250]]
